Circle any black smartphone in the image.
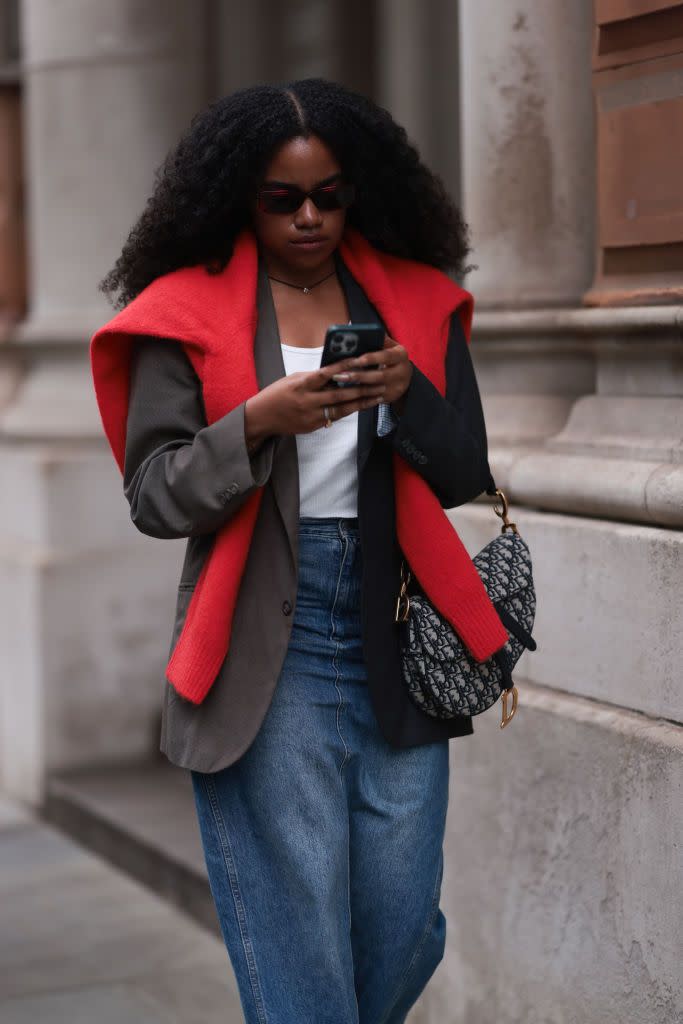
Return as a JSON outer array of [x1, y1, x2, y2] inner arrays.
[[320, 323, 385, 387]]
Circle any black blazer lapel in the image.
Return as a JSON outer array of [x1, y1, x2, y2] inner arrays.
[[335, 252, 386, 478]]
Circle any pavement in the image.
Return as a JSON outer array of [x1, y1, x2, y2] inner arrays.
[[0, 791, 243, 1023], [42, 760, 219, 936]]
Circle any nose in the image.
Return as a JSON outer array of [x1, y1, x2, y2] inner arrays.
[[294, 197, 323, 227]]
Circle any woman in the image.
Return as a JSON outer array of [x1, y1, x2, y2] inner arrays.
[[91, 78, 506, 1024]]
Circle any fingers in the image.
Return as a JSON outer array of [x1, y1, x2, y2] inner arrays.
[[331, 349, 406, 386], [322, 382, 387, 405], [332, 367, 393, 387], [342, 351, 397, 370], [326, 392, 386, 421], [311, 358, 365, 388], [351, 348, 404, 371], [311, 345, 404, 388]]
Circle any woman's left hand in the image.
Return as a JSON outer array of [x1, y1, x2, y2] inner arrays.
[[331, 335, 413, 415]]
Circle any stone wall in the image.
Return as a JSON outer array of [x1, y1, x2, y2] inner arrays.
[[409, 2, 683, 1018]]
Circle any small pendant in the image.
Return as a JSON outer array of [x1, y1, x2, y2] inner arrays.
[[303, 286, 310, 294]]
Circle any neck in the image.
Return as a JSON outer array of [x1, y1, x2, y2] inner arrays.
[[261, 250, 337, 288]]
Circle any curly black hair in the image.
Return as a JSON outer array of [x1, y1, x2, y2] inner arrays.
[[99, 77, 474, 309]]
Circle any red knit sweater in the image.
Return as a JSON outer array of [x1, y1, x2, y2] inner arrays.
[[90, 226, 508, 704]]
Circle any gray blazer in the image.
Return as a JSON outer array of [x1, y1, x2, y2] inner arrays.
[[123, 252, 493, 772]]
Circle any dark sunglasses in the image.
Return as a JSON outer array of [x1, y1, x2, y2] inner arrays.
[[256, 180, 356, 215]]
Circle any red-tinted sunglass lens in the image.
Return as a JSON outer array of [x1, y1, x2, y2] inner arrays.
[[308, 183, 353, 210], [307, 184, 342, 210], [257, 188, 304, 214], [257, 182, 356, 214]]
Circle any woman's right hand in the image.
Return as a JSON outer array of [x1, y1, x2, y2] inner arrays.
[[244, 355, 386, 449]]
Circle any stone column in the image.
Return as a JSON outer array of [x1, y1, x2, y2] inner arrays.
[[451, 1, 598, 507], [458, 0, 595, 308], [23, 1, 208, 338], [376, 0, 461, 204], [0, 1, 208, 804], [215, 0, 374, 98]]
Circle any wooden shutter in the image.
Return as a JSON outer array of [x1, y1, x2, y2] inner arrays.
[[586, 0, 683, 305]]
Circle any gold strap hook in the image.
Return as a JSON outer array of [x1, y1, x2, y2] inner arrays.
[[395, 562, 411, 623], [500, 685, 518, 728], [492, 488, 518, 534]]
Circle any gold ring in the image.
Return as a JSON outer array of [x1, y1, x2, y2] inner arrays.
[[323, 405, 333, 428]]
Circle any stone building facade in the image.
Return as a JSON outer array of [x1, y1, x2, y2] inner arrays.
[[0, 1, 681, 1020]]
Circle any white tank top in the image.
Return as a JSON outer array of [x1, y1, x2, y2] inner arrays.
[[279, 343, 358, 517]]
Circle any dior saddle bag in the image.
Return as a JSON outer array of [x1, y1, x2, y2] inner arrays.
[[395, 483, 537, 729]]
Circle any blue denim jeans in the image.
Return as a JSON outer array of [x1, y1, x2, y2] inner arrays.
[[191, 516, 449, 1024]]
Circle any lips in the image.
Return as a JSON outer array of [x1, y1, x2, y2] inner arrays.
[[291, 236, 327, 245]]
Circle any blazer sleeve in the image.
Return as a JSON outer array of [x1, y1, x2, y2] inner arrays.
[[122, 335, 277, 539], [381, 312, 494, 508]]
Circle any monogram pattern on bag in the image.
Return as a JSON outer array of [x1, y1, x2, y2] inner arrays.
[[401, 531, 536, 718]]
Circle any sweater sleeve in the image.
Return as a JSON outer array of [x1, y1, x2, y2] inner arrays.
[[381, 312, 494, 508], [122, 335, 277, 539]]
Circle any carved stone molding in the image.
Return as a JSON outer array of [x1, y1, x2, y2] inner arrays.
[[471, 305, 683, 527]]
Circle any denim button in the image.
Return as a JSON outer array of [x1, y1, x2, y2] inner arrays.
[[282, 600, 292, 616]]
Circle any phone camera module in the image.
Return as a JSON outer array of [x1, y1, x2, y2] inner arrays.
[[330, 331, 358, 357]]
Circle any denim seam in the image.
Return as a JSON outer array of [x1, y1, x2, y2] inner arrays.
[[203, 774, 269, 1024], [377, 846, 445, 1024], [298, 529, 359, 541], [330, 529, 350, 780]]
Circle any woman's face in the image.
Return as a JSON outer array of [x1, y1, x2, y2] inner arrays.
[[251, 134, 349, 274]]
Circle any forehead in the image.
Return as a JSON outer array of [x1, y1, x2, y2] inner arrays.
[[262, 135, 341, 187]]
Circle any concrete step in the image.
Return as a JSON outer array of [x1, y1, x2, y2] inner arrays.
[[0, 793, 241, 1023], [42, 757, 219, 938]]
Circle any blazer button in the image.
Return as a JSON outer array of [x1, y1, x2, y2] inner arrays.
[[282, 600, 292, 616]]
